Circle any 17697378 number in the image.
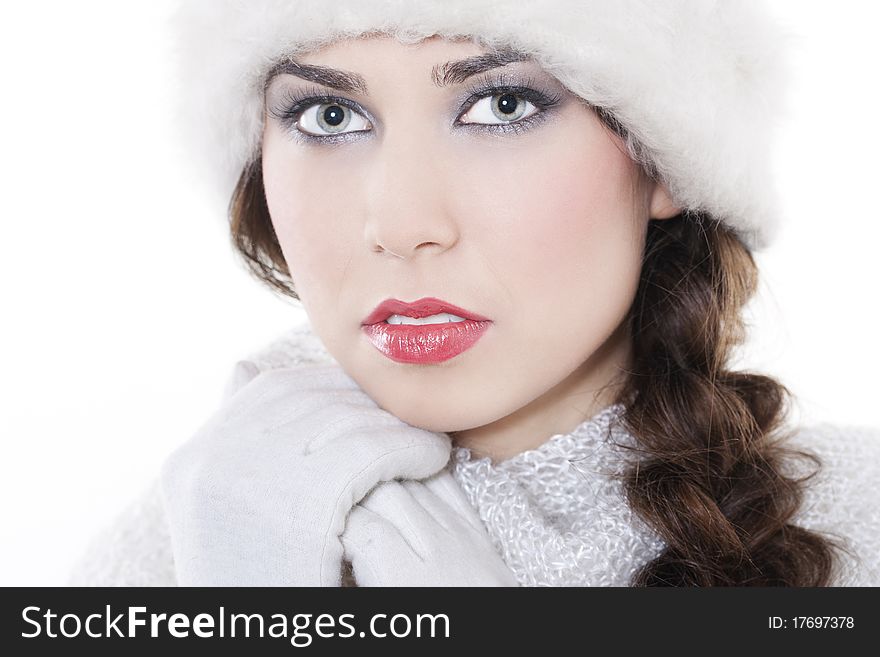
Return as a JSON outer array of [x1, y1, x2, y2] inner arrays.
[[768, 617, 854, 630]]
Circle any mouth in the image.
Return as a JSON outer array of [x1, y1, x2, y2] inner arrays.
[[361, 297, 492, 364], [361, 297, 491, 326]]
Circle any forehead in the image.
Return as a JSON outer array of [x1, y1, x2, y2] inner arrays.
[[296, 34, 490, 67]]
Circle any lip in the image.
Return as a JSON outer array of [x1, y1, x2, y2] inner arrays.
[[360, 296, 492, 364], [361, 297, 491, 326], [362, 320, 491, 364]]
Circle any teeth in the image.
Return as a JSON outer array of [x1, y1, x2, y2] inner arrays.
[[385, 312, 467, 326]]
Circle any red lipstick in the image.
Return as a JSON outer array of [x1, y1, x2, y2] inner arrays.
[[361, 297, 492, 364]]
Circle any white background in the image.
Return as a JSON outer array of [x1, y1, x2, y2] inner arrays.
[[1, 1, 877, 585]]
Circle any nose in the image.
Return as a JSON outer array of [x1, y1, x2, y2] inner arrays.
[[362, 132, 459, 260]]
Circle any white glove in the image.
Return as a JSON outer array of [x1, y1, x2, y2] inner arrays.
[[159, 363, 451, 586], [341, 469, 520, 586]]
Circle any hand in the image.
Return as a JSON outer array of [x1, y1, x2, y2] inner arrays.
[[341, 469, 520, 586], [159, 363, 451, 586]]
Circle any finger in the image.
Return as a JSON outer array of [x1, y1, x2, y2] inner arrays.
[[260, 367, 377, 438], [260, 363, 363, 393], [416, 471, 487, 536], [334, 428, 452, 509], [340, 505, 387, 587], [299, 410, 425, 453], [394, 480, 459, 535], [223, 364, 366, 431], [302, 406, 449, 455], [341, 504, 424, 587], [357, 481, 435, 552]]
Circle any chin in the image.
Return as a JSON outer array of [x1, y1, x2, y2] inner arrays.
[[374, 395, 498, 434], [344, 354, 507, 433]]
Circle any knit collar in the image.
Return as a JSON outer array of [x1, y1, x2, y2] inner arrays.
[[449, 402, 666, 586], [450, 402, 629, 472]]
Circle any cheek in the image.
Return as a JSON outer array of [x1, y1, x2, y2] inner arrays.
[[262, 146, 358, 302], [460, 135, 645, 325]]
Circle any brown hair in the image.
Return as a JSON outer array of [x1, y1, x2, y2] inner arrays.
[[227, 149, 843, 586], [618, 213, 842, 585]]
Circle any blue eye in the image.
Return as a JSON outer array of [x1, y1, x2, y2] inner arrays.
[[267, 77, 563, 144], [296, 102, 372, 137], [459, 93, 538, 125]]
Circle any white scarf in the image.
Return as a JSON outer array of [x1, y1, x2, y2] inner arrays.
[[450, 403, 667, 587]]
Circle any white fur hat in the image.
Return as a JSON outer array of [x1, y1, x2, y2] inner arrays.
[[170, 0, 792, 250]]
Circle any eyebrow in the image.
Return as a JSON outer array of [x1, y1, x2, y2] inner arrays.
[[264, 48, 531, 95], [432, 49, 531, 87]]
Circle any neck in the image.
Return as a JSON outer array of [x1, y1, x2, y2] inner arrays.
[[449, 321, 632, 463]]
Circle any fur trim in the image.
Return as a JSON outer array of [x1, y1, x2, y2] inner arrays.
[[170, 0, 792, 250]]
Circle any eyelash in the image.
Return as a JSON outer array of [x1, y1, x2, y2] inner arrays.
[[266, 73, 563, 145]]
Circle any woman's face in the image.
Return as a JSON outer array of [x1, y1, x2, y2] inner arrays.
[[262, 36, 677, 443]]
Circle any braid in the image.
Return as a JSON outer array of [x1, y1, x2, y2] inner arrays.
[[618, 215, 840, 586]]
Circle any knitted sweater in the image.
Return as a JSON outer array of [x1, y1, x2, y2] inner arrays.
[[67, 321, 880, 587]]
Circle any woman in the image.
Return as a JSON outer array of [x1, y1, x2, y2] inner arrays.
[[69, 0, 880, 587]]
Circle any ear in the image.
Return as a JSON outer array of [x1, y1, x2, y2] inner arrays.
[[648, 181, 681, 220]]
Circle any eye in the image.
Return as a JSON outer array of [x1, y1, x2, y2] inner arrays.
[[459, 93, 538, 125], [296, 102, 372, 137]]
